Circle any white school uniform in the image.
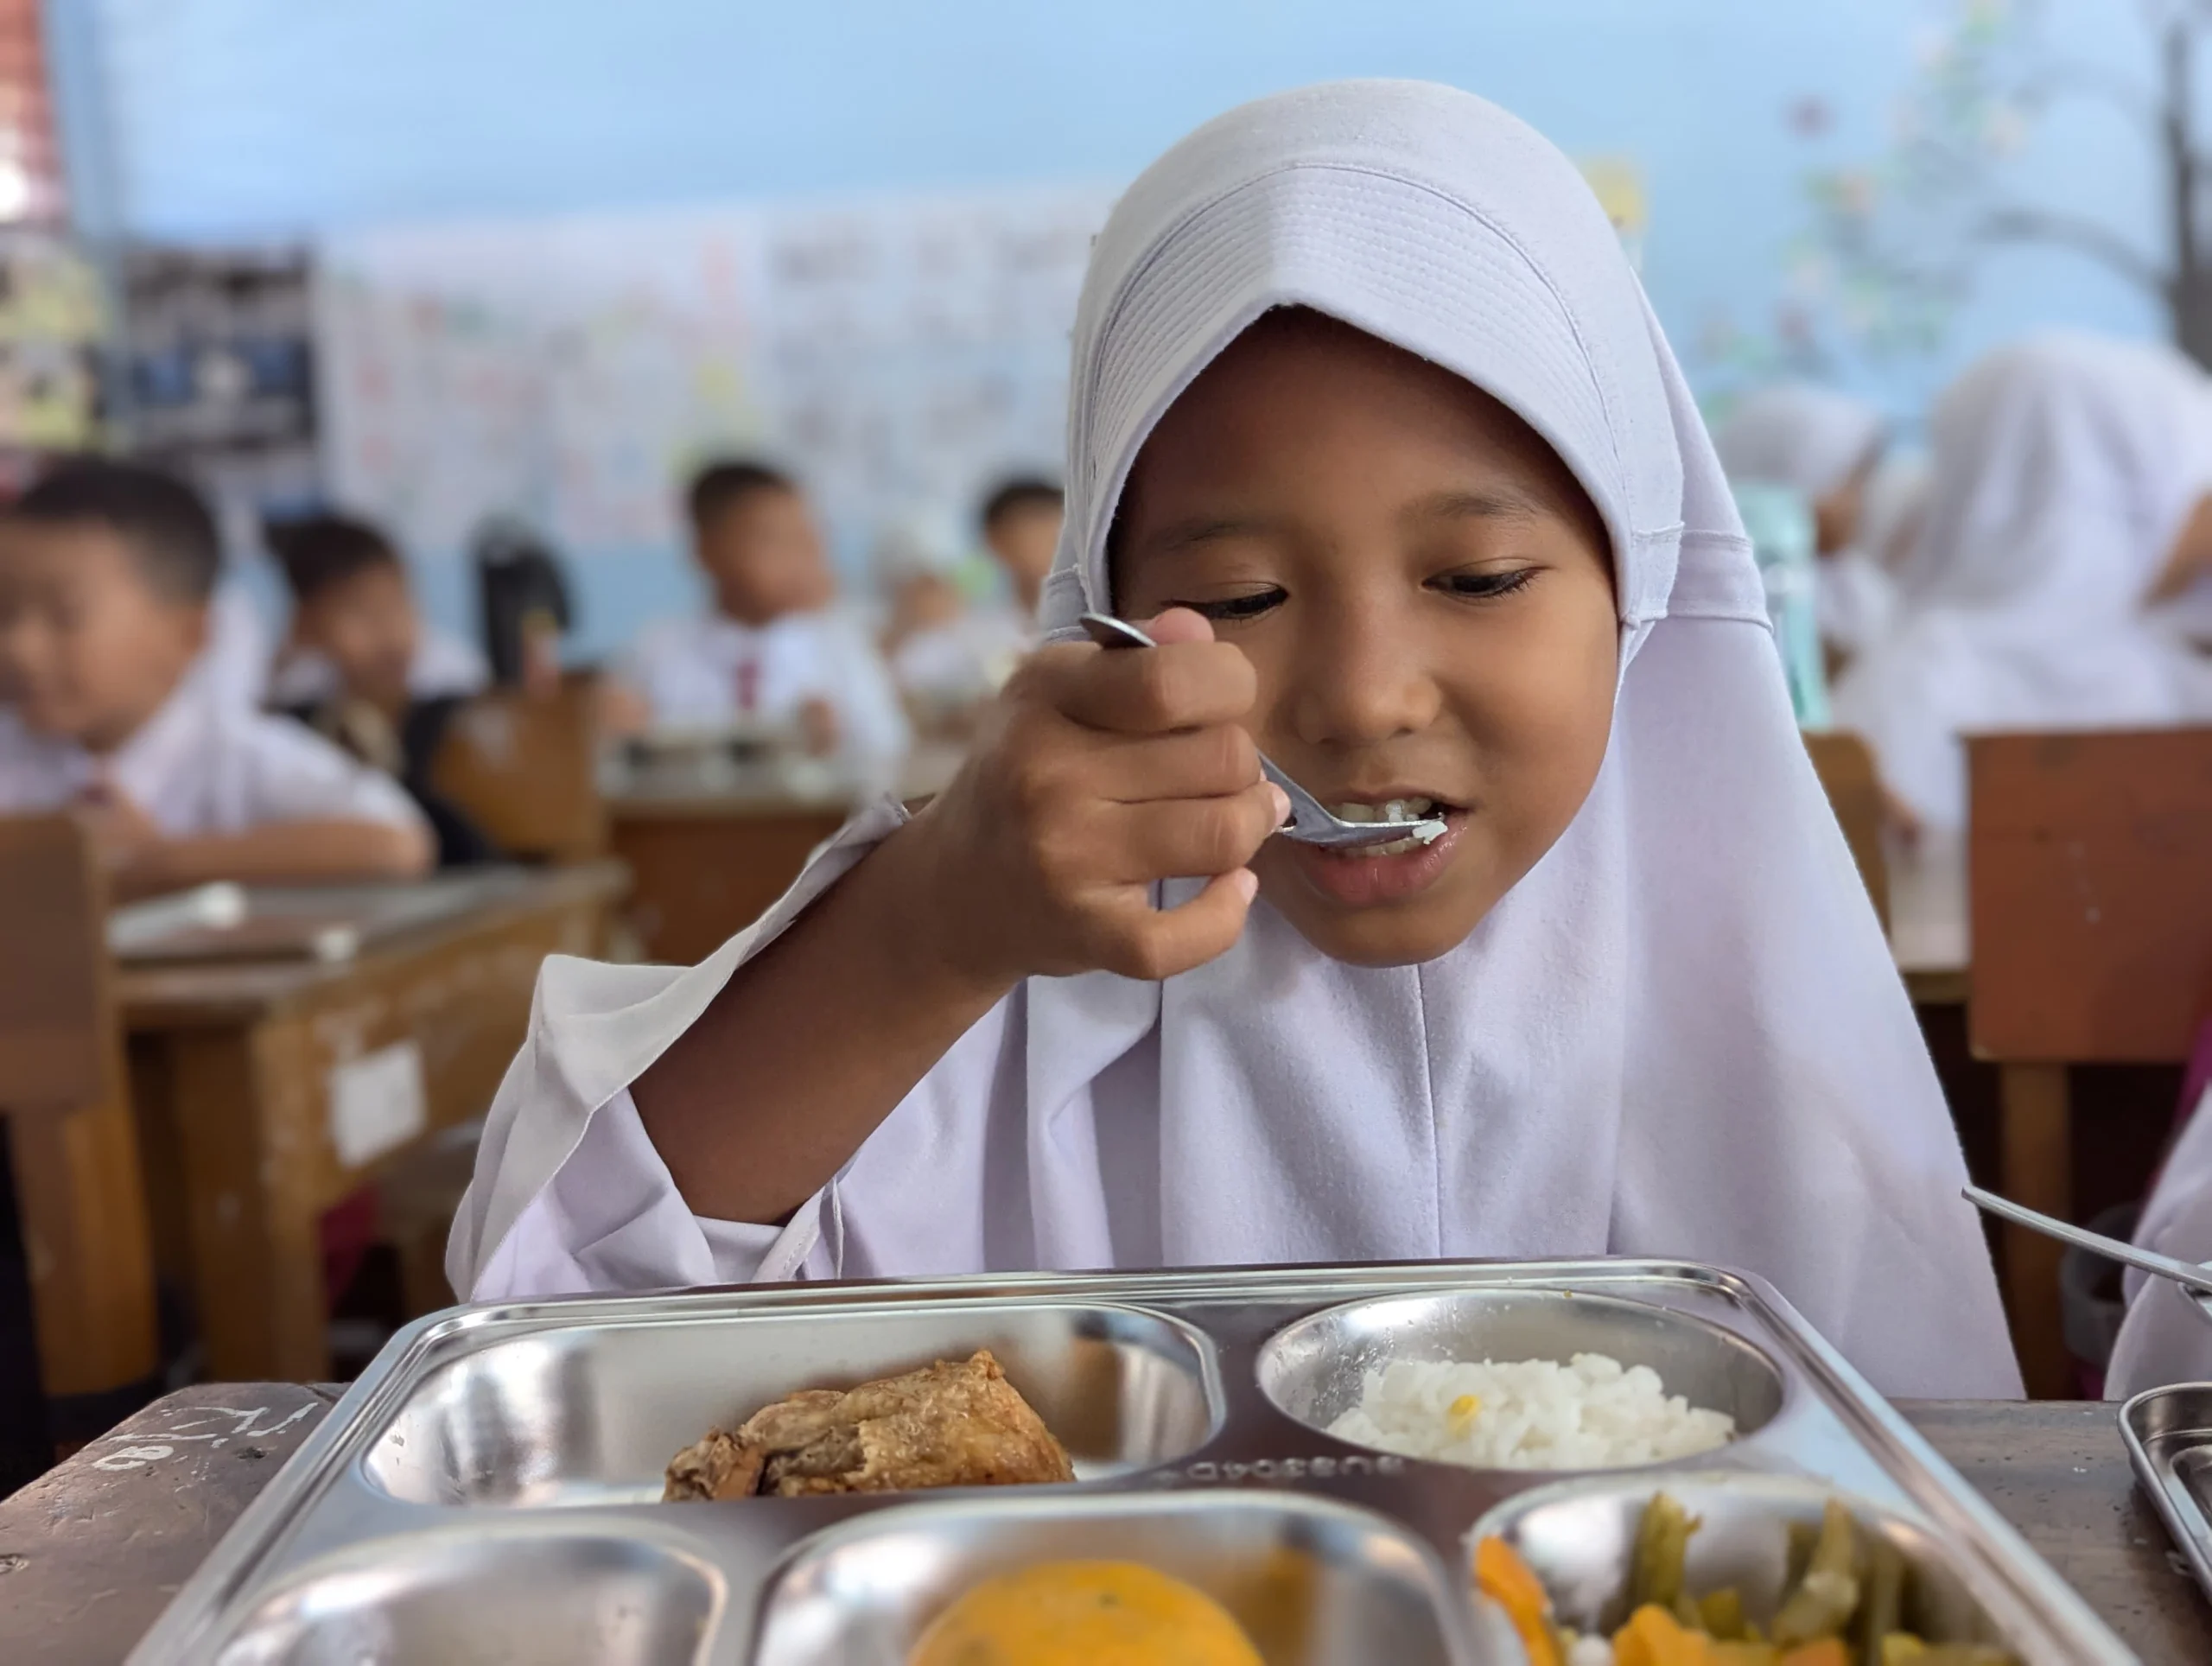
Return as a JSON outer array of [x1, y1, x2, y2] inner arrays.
[[267, 624, 490, 708], [890, 606, 1034, 709], [622, 609, 909, 765], [194, 582, 273, 711], [0, 664, 428, 836], [448, 79, 2018, 1400], [1832, 334, 2212, 831]]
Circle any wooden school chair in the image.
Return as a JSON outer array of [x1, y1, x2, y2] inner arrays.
[[1967, 728, 2212, 1397], [431, 672, 608, 863], [1804, 729, 1889, 932], [0, 816, 159, 1434]]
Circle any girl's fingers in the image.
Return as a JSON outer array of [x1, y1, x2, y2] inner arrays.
[[1089, 868, 1258, 982], [1027, 639, 1256, 735], [1137, 607, 1216, 645], [1088, 722, 1262, 803], [1096, 782, 1287, 881]]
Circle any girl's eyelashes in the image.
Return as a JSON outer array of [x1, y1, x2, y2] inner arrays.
[[1434, 566, 1537, 601], [1169, 587, 1287, 623], [1158, 569, 1534, 621]]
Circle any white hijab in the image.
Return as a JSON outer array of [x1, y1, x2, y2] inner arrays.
[[1712, 384, 1885, 503], [1859, 450, 1931, 577], [452, 80, 2017, 1399], [1833, 333, 2212, 828]]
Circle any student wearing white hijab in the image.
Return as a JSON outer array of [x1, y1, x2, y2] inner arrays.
[[1832, 333, 2212, 831], [1712, 385, 1887, 549], [2107, 1077, 2212, 1397], [1712, 384, 1897, 659], [1820, 450, 1929, 657], [448, 80, 2017, 1400]]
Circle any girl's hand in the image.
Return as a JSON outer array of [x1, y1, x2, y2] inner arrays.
[[906, 607, 1285, 988]]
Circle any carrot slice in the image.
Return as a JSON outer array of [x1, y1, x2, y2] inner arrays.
[[1473, 1536, 1563, 1666], [1613, 1602, 1713, 1666]]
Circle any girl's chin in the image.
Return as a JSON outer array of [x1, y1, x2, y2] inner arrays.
[[1274, 807, 1468, 910]]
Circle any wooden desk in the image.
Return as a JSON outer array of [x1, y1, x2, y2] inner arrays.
[[1967, 729, 2212, 1399], [2, 1391, 2202, 1664], [608, 744, 962, 965], [1891, 828, 1971, 1008], [120, 864, 626, 1383]]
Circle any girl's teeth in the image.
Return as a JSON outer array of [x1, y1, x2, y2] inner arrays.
[[1327, 797, 1436, 823], [1346, 835, 1426, 859]]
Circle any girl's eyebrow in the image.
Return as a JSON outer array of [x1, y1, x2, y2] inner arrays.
[[1135, 486, 1552, 558], [1406, 486, 1550, 525], [1138, 514, 1281, 556]]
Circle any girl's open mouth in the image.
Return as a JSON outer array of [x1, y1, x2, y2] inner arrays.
[[1281, 796, 1467, 907]]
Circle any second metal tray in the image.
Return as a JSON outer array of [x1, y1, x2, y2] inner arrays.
[[2121, 1382, 2212, 1612]]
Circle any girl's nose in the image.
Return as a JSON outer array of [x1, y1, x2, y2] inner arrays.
[[1287, 595, 1442, 747]]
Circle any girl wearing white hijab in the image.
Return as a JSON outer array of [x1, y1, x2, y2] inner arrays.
[[2107, 1075, 2212, 1397], [1712, 384, 1898, 658], [1820, 450, 1929, 657], [449, 80, 2018, 1400], [1832, 333, 2212, 832], [1712, 384, 1887, 552]]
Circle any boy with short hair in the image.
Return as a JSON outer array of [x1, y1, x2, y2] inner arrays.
[[620, 460, 907, 770], [266, 512, 499, 866], [267, 514, 488, 710], [0, 459, 433, 893], [978, 476, 1063, 617]]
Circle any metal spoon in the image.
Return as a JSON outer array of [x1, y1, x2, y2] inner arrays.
[[1077, 612, 1448, 850], [1963, 1185, 2212, 1300]]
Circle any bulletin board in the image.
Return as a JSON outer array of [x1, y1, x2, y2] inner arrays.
[[0, 232, 105, 457], [314, 186, 1116, 569]]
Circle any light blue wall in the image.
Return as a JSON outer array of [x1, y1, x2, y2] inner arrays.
[[55, 0, 2178, 653]]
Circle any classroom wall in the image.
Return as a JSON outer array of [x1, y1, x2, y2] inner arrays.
[[55, 0, 2177, 657]]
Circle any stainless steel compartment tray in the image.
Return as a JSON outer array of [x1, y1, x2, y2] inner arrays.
[[133, 1259, 2133, 1664], [2120, 1382, 2212, 1611]]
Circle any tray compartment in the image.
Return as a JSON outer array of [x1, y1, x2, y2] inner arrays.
[[1256, 1289, 1785, 1463], [365, 1300, 1220, 1506], [2120, 1381, 2212, 1606], [749, 1490, 1483, 1665], [1469, 1472, 2011, 1651], [208, 1528, 721, 1664]]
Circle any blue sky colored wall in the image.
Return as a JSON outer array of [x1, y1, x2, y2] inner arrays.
[[51, 0, 2181, 653]]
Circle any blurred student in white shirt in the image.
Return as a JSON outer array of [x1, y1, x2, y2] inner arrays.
[[978, 475, 1062, 619], [881, 506, 1037, 735], [266, 525, 488, 710], [0, 459, 431, 895], [619, 460, 907, 776]]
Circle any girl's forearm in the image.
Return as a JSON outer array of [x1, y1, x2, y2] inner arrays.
[[631, 812, 1012, 1224]]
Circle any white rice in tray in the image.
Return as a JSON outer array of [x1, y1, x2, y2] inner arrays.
[[1325, 1351, 1735, 1470]]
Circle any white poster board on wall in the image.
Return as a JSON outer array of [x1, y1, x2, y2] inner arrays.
[[315, 185, 1115, 572]]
